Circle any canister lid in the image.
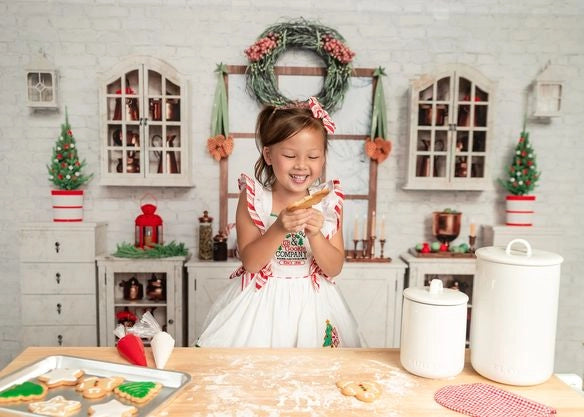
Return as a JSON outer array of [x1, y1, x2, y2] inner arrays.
[[475, 239, 563, 267], [403, 279, 469, 306]]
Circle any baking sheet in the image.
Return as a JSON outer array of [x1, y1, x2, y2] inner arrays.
[[0, 355, 191, 416]]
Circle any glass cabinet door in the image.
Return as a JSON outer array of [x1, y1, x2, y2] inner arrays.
[[101, 58, 191, 187]]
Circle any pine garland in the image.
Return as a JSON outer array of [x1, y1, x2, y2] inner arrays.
[[113, 241, 188, 258], [499, 127, 541, 195], [47, 108, 93, 190], [244, 18, 355, 112]]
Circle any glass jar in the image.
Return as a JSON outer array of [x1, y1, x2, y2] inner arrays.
[[198, 210, 213, 260], [213, 233, 228, 261]]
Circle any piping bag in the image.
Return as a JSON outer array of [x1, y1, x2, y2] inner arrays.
[[129, 311, 175, 369], [113, 324, 147, 367]]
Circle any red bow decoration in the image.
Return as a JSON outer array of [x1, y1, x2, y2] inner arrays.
[[365, 137, 392, 163], [207, 134, 234, 161], [308, 97, 336, 134]]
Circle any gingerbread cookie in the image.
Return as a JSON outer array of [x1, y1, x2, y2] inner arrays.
[[114, 381, 162, 404], [0, 381, 48, 403], [88, 399, 138, 417], [28, 395, 82, 417], [38, 368, 84, 388], [287, 188, 329, 211], [76, 376, 125, 399], [336, 380, 382, 402]]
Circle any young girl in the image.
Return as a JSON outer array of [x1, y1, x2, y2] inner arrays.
[[197, 97, 361, 348]]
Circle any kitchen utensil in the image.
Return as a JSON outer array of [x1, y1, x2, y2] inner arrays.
[[401, 279, 468, 378], [146, 274, 166, 301], [470, 239, 564, 385], [119, 277, 143, 301], [432, 211, 461, 248]]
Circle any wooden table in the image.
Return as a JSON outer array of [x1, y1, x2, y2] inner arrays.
[[2, 347, 584, 416]]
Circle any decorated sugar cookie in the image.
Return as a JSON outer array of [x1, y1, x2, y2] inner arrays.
[[114, 381, 162, 404], [38, 368, 84, 388], [336, 380, 382, 402], [88, 399, 138, 417], [76, 376, 125, 399], [0, 381, 48, 403], [28, 395, 82, 417]]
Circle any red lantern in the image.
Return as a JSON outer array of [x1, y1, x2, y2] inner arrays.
[[135, 196, 163, 248]]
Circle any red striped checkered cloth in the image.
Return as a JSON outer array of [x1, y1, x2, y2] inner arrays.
[[434, 383, 557, 417]]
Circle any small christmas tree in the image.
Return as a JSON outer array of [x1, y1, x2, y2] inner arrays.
[[47, 109, 93, 190], [499, 124, 540, 196]]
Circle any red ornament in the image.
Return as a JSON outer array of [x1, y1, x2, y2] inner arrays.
[[521, 151, 527, 157], [135, 196, 163, 249], [64, 144, 69, 149], [421, 242, 431, 253], [75, 161, 80, 166], [116, 333, 147, 367], [439, 243, 449, 252], [519, 137, 524, 142], [67, 130, 73, 136], [61, 162, 67, 168], [527, 161, 533, 166]]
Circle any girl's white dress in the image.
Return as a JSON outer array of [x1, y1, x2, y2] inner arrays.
[[196, 174, 361, 348]]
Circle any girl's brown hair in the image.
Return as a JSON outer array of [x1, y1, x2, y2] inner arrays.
[[254, 104, 328, 188]]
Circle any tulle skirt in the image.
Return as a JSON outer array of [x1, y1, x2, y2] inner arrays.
[[196, 276, 362, 348]]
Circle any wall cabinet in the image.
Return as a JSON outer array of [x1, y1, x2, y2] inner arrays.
[[99, 56, 191, 187], [404, 64, 494, 191], [185, 260, 407, 348], [19, 222, 107, 347], [96, 256, 187, 347]]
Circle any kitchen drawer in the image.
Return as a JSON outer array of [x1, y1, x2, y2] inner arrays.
[[22, 326, 97, 347], [21, 294, 97, 325], [20, 224, 106, 262], [21, 263, 96, 294]]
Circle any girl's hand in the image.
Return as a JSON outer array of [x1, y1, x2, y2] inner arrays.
[[303, 208, 324, 237], [276, 208, 314, 233]]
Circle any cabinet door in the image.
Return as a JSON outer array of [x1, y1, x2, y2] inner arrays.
[[335, 271, 398, 348], [100, 58, 191, 187], [405, 65, 493, 191]]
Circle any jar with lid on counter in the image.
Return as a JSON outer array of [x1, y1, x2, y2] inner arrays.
[[213, 232, 228, 261], [198, 211, 213, 260]]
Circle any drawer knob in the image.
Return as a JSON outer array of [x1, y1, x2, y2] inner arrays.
[[57, 334, 63, 346], [54, 242, 60, 253], [56, 303, 62, 314], [168, 319, 174, 325], [55, 273, 61, 284]]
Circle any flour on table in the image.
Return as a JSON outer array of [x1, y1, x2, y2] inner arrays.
[[186, 354, 416, 417]]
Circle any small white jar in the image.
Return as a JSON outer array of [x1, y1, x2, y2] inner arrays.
[[401, 279, 469, 378]]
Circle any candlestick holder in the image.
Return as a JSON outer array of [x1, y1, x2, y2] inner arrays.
[[468, 235, 476, 253], [368, 236, 376, 258], [352, 239, 360, 259], [361, 239, 368, 259], [379, 239, 386, 258]]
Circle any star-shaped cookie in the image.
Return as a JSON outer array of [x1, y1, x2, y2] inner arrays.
[[28, 395, 82, 417], [88, 399, 138, 417]]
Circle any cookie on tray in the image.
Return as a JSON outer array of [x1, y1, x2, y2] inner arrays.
[[0, 381, 48, 403], [88, 399, 138, 417], [38, 368, 84, 388], [76, 376, 125, 399], [114, 381, 162, 404], [28, 395, 82, 417]]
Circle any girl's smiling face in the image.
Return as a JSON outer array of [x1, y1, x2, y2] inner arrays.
[[262, 126, 326, 197]]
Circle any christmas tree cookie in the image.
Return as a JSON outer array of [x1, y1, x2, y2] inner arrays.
[[0, 381, 48, 403], [114, 381, 162, 404]]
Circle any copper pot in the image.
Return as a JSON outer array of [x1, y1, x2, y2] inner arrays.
[[119, 277, 143, 301], [432, 211, 462, 245], [146, 274, 166, 301]]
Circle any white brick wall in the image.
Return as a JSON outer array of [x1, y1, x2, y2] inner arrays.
[[1, 0, 583, 377]]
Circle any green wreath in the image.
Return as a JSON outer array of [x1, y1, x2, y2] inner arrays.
[[244, 19, 355, 112]]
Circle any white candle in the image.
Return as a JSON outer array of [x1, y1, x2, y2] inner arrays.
[[470, 222, 477, 237], [371, 211, 376, 237], [353, 217, 359, 241], [380, 215, 386, 239], [362, 215, 367, 240]]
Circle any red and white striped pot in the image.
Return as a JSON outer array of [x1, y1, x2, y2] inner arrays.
[[51, 190, 84, 222], [505, 195, 535, 226]]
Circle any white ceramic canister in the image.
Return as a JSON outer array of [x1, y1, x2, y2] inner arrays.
[[470, 239, 564, 386], [401, 279, 469, 378]]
